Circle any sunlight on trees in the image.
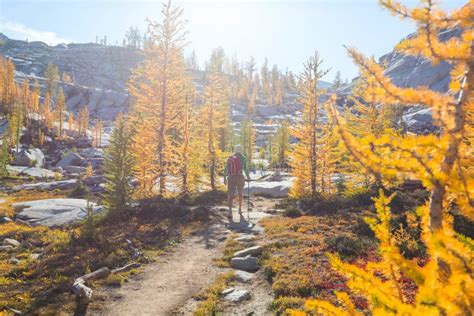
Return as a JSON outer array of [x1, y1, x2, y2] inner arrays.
[[291, 0, 473, 314]]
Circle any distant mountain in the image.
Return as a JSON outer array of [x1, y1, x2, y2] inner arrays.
[[335, 28, 458, 134], [0, 29, 455, 136]]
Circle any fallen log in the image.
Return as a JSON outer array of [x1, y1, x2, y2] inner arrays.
[[71, 267, 111, 300], [126, 239, 141, 259], [112, 262, 141, 274]]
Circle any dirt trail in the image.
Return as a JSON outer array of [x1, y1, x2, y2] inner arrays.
[[93, 198, 281, 316], [94, 223, 228, 316]]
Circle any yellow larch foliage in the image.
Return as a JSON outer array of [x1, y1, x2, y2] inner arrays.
[[55, 87, 66, 139], [174, 78, 203, 195], [289, 51, 332, 198], [131, 117, 158, 198], [42, 92, 54, 130], [294, 0, 473, 314], [199, 57, 229, 190], [128, 0, 188, 196], [77, 106, 89, 136]]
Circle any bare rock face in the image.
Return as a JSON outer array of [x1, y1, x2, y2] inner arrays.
[[335, 28, 460, 134], [12, 148, 45, 168], [13, 198, 103, 227], [0, 34, 142, 122]]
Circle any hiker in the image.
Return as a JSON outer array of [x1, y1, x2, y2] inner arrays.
[[224, 144, 251, 220]]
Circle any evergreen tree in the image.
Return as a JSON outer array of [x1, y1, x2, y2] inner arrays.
[[0, 133, 9, 178], [55, 87, 66, 139], [333, 70, 342, 89], [125, 26, 142, 49], [77, 106, 89, 136], [296, 1, 474, 313], [272, 120, 290, 167], [240, 118, 255, 161], [128, 0, 188, 195], [45, 63, 59, 97], [289, 52, 330, 198], [200, 55, 228, 190], [102, 115, 135, 215]]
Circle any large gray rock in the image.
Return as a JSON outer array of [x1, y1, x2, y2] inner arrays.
[[79, 147, 104, 159], [248, 180, 292, 198], [223, 288, 251, 302], [231, 255, 259, 272], [83, 175, 104, 186], [233, 246, 263, 258], [13, 148, 45, 168], [56, 152, 85, 168], [7, 166, 55, 179], [13, 198, 103, 227], [234, 270, 255, 283], [12, 179, 77, 191], [64, 166, 87, 174], [3, 238, 20, 247]]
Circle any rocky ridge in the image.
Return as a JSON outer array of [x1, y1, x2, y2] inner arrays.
[[0, 29, 456, 134]]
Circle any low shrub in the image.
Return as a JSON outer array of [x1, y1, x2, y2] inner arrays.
[[324, 235, 373, 260]]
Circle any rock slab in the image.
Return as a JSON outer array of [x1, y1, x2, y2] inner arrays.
[[7, 166, 55, 179], [12, 179, 77, 191], [233, 246, 263, 258], [231, 255, 259, 272], [13, 148, 45, 168], [234, 270, 255, 283], [13, 198, 103, 227], [56, 152, 85, 168], [223, 288, 251, 302]]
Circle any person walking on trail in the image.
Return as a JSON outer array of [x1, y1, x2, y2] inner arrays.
[[224, 144, 251, 221]]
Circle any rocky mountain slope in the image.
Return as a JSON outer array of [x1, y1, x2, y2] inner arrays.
[[0, 33, 141, 121], [0, 30, 454, 135]]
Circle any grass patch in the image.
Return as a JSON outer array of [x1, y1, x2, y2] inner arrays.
[[193, 271, 236, 316], [261, 212, 374, 314], [0, 188, 211, 314]]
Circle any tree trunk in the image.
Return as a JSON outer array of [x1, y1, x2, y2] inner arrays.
[[429, 57, 472, 230]]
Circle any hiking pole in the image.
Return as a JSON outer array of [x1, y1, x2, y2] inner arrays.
[[247, 179, 251, 221]]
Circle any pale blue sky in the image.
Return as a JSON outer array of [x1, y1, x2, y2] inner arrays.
[[0, 0, 466, 80]]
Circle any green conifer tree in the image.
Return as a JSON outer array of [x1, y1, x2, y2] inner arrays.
[[102, 115, 135, 216]]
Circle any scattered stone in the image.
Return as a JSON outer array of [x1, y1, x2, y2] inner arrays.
[[10, 258, 20, 265], [212, 206, 228, 213], [7, 165, 55, 179], [56, 152, 85, 168], [13, 198, 103, 227], [0, 216, 13, 223], [12, 179, 77, 191], [234, 246, 263, 258], [15, 218, 31, 227], [221, 288, 235, 295], [231, 255, 258, 272], [235, 235, 255, 243], [79, 147, 104, 159], [223, 288, 251, 303], [13, 148, 45, 168], [83, 175, 104, 186], [3, 238, 20, 247], [228, 222, 264, 235], [0, 245, 14, 251], [234, 270, 255, 283], [64, 166, 87, 174], [30, 253, 42, 260]]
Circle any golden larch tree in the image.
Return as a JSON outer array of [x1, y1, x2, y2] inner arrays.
[[294, 1, 473, 314], [289, 52, 330, 198], [128, 0, 188, 195]]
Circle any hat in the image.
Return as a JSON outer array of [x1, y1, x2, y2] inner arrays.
[[234, 144, 242, 154]]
